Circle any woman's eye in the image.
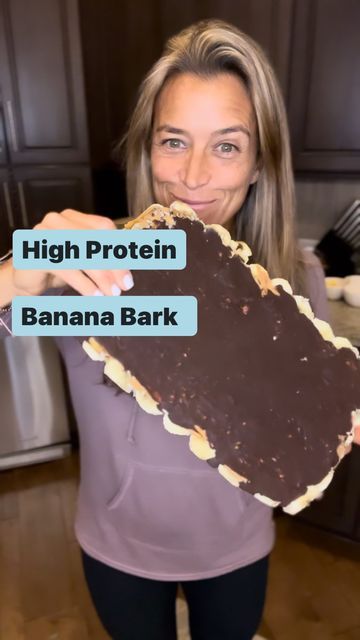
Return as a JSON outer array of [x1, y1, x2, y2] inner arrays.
[[161, 138, 185, 149], [217, 142, 239, 154]]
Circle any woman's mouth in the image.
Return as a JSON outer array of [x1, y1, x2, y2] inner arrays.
[[170, 195, 216, 211]]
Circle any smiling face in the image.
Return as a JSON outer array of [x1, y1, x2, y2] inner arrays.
[[151, 72, 259, 229]]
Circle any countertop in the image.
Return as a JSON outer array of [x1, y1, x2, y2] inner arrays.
[[328, 300, 360, 348]]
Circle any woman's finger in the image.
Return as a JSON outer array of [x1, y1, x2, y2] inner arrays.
[[82, 270, 119, 296], [34, 210, 115, 231], [110, 269, 134, 291], [60, 208, 116, 230], [33, 216, 134, 293], [55, 269, 108, 297], [353, 426, 360, 446], [60, 212, 135, 288]]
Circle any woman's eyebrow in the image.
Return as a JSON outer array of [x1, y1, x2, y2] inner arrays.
[[154, 124, 250, 137], [155, 125, 187, 134], [214, 126, 250, 137]]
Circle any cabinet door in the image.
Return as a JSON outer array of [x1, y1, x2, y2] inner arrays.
[[0, 108, 8, 165], [0, 0, 89, 164], [0, 167, 16, 254], [12, 166, 93, 228], [297, 446, 360, 541], [288, 0, 360, 173]]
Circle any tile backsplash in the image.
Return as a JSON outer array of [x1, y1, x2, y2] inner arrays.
[[295, 177, 360, 241]]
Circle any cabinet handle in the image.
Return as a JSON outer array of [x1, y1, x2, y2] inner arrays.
[[3, 181, 15, 227], [17, 181, 29, 226], [6, 100, 18, 152]]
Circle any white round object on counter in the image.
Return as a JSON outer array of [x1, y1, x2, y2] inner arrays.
[[344, 275, 360, 288], [343, 276, 360, 307], [325, 277, 344, 300], [343, 286, 360, 308]]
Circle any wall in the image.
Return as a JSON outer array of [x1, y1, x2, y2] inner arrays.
[[295, 177, 360, 241]]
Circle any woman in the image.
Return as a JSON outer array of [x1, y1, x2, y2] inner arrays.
[[0, 19, 354, 640]]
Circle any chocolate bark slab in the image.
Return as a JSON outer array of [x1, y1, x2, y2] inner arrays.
[[81, 202, 360, 514]]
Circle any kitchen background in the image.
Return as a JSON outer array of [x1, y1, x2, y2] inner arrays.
[[1, 0, 360, 252], [0, 1, 360, 639]]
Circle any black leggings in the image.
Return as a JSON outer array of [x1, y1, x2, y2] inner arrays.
[[82, 550, 269, 640]]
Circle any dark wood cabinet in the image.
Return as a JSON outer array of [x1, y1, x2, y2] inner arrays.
[[12, 165, 93, 228], [0, 165, 93, 252], [0, 167, 15, 254], [0, 0, 93, 247], [287, 0, 360, 173], [297, 446, 360, 542], [0, 0, 89, 165], [0, 107, 7, 165]]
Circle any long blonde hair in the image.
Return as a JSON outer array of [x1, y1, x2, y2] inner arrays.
[[123, 19, 304, 288]]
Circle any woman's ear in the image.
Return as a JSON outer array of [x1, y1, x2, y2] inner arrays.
[[250, 167, 260, 185], [250, 154, 263, 185]]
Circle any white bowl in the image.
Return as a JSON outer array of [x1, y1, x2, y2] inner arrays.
[[325, 277, 344, 301], [344, 275, 360, 288], [343, 285, 360, 308]]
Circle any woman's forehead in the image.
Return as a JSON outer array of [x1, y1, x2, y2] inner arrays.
[[153, 72, 256, 134]]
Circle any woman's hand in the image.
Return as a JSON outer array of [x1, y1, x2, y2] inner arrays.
[[353, 427, 360, 446], [11, 209, 134, 297]]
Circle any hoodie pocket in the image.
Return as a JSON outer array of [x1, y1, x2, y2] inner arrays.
[[107, 459, 251, 551]]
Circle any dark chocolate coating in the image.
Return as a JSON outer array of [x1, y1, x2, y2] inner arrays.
[[82, 217, 360, 505]]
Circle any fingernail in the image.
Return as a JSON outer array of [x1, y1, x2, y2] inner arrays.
[[94, 289, 104, 296], [111, 284, 121, 296], [123, 274, 134, 290]]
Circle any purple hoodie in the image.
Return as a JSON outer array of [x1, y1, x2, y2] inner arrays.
[[0, 253, 328, 580]]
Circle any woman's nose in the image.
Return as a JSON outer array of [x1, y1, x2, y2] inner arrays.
[[180, 150, 210, 189]]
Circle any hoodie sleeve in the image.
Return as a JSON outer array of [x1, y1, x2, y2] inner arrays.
[[304, 251, 329, 322]]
